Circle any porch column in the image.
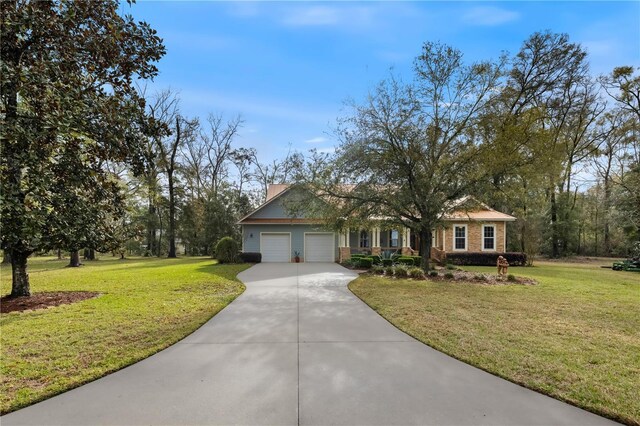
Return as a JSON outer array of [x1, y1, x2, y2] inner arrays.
[[401, 227, 412, 256], [371, 227, 381, 256], [339, 228, 351, 263]]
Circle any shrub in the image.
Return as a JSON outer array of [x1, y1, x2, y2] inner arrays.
[[351, 254, 365, 259], [408, 267, 424, 279], [370, 255, 382, 265], [445, 252, 527, 266], [445, 264, 456, 270], [397, 256, 415, 266], [394, 264, 409, 277], [215, 237, 239, 264], [428, 270, 438, 277], [410, 256, 422, 266], [444, 272, 454, 279], [474, 274, 487, 281], [371, 265, 385, 275], [239, 252, 261, 263], [382, 259, 393, 267], [384, 266, 395, 276], [507, 274, 517, 282], [358, 257, 373, 269]]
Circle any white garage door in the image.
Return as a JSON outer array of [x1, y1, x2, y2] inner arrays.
[[305, 233, 335, 262], [261, 233, 291, 262]]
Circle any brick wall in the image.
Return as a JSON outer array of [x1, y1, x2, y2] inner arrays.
[[443, 222, 506, 252]]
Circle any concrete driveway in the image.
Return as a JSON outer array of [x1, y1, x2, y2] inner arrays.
[[3, 263, 615, 425]]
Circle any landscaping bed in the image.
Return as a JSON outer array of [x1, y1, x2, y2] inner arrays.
[[0, 291, 100, 313]]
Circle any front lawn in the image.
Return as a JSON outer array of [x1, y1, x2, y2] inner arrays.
[[0, 256, 249, 414], [349, 261, 640, 425]]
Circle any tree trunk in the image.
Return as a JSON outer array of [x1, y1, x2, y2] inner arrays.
[[550, 191, 559, 258], [167, 171, 177, 258], [83, 248, 95, 260], [57, 249, 62, 260], [10, 250, 31, 297], [146, 202, 156, 257], [418, 228, 432, 271], [157, 209, 163, 257], [68, 250, 81, 267], [603, 177, 611, 255], [2, 252, 11, 264]]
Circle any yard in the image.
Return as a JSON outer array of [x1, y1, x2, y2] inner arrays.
[[349, 260, 640, 425], [0, 256, 249, 414]]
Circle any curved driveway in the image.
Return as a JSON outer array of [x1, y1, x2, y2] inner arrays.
[[3, 263, 615, 425]]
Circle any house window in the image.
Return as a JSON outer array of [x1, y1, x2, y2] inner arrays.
[[454, 225, 466, 250], [359, 230, 369, 248], [483, 225, 495, 250], [390, 230, 399, 247]]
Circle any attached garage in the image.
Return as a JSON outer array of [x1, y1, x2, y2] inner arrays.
[[260, 233, 291, 262], [304, 233, 335, 262]]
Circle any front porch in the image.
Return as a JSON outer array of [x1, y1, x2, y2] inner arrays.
[[338, 227, 443, 262]]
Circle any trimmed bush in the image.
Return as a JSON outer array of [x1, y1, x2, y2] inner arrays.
[[239, 252, 261, 263], [507, 274, 517, 282], [394, 264, 409, 277], [351, 254, 365, 259], [358, 257, 373, 269], [397, 256, 415, 266], [446, 264, 456, 270], [444, 272, 454, 279], [215, 237, 239, 264], [445, 252, 527, 266], [382, 259, 393, 267], [408, 267, 424, 279], [428, 270, 438, 277], [410, 256, 422, 266], [370, 255, 382, 265]]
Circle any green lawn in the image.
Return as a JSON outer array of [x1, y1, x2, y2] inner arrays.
[[0, 256, 249, 414], [349, 261, 640, 425]]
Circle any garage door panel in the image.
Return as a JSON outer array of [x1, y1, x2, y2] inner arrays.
[[261, 233, 290, 262], [305, 234, 334, 262]]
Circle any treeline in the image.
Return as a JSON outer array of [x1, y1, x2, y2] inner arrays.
[[124, 88, 302, 258], [289, 32, 639, 267], [480, 43, 639, 259]]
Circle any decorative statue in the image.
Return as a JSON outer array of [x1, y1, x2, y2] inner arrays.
[[497, 256, 509, 276]]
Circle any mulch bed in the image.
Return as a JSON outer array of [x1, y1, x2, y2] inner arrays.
[[364, 268, 537, 285], [1, 291, 100, 314]]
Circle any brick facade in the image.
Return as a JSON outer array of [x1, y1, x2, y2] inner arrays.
[[442, 222, 506, 252], [339, 247, 351, 263]]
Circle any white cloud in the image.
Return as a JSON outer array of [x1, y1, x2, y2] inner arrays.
[[461, 6, 519, 26], [281, 6, 342, 27], [226, 2, 261, 18], [279, 5, 378, 30], [304, 136, 327, 144]]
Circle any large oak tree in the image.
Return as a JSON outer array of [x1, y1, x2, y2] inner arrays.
[[1, 0, 165, 296], [293, 42, 506, 270]]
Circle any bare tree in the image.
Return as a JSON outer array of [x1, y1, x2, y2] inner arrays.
[[251, 144, 303, 202], [149, 90, 199, 258], [200, 114, 243, 199]]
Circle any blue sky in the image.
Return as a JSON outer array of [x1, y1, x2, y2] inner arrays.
[[127, 1, 640, 163]]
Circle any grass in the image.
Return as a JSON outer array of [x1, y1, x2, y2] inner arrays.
[[0, 255, 249, 414], [349, 260, 640, 425]]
